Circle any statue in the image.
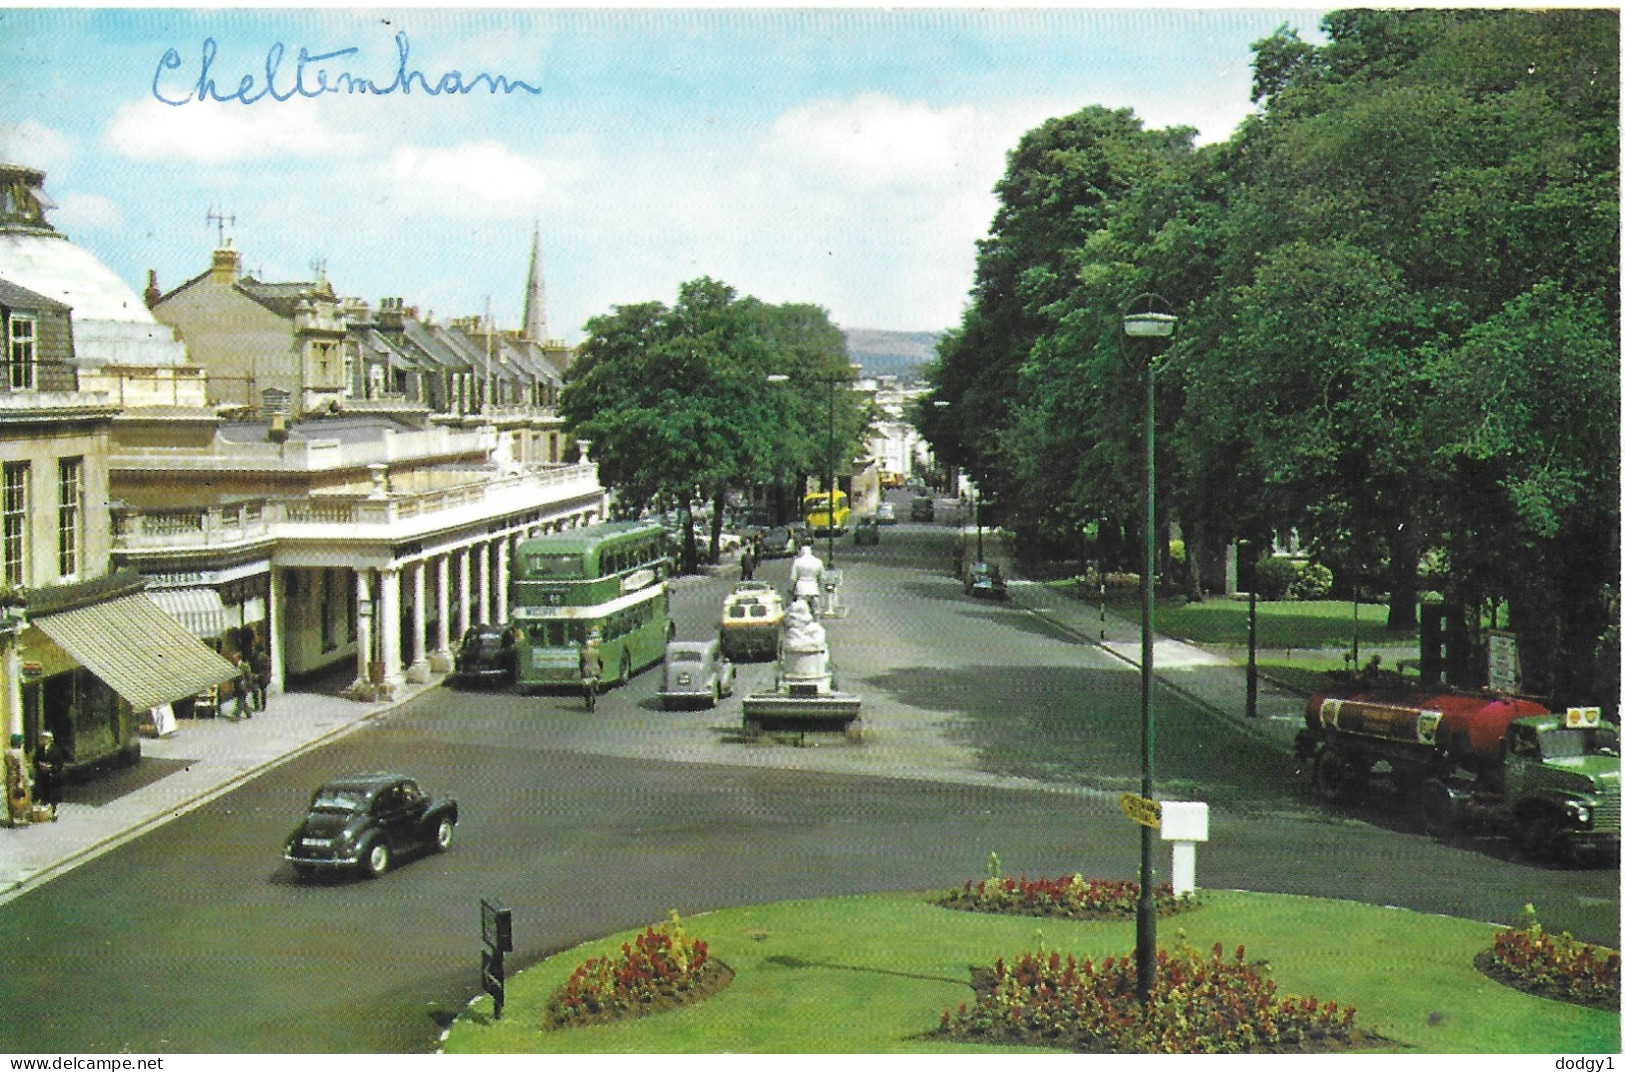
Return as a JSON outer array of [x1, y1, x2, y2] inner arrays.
[[790, 543, 825, 612]]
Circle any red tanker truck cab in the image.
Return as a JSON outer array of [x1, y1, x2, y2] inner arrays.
[[1298, 686, 1620, 865]]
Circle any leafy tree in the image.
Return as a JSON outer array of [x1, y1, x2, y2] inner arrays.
[[560, 280, 860, 571], [919, 8, 1617, 694]]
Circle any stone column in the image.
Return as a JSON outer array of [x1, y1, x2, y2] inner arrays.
[[378, 564, 404, 688], [430, 554, 453, 673], [495, 536, 511, 624], [458, 548, 473, 637], [350, 569, 374, 694], [268, 567, 285, 694], [478, 542, 492, 626], [406, 560, 430, 683]]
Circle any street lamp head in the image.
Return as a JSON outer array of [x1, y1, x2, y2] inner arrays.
[[1123, 311, 1178, 339]]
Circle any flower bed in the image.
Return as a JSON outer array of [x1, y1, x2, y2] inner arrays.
[[938, 941, 1374, 1054], [1476, 905, 1620, 1011], [939, 871, 1200, 921], [545, 911, 733, 1030]]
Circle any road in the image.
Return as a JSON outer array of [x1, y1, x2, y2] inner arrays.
[[0, 518, 1614, 1052]]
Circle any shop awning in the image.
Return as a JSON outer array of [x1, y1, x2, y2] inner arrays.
[[30, 593, 239, 711], [145, 587, 230, 639]]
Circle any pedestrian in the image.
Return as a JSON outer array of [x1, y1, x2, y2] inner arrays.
[[249, 645, 272, 711], [33, 730, 61, 821], [232, 656, 253, 720], [740, 547, 755, 581], [578, 635, 603, 713]]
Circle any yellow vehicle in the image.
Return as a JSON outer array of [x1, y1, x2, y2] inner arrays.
[[720, 581, 785, 662], [802, 490, 851, 537]]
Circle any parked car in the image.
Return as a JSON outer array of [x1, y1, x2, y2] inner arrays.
[[964, 561, 1009, 600], [875, 501, 897, 525], [659, 638, 737, 709], [453, 624, 515, 686], [284, 772, 458, 879], [853, 516, 880, 545], [759, 526, 796, 558]]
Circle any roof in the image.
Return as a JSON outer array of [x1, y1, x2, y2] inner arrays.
[[517, 520, 665, 553], [0, 231, 156, 323], [214, 414, 420, 444], [319, 772, 410, 793], [0, 232, 188, 367], [400, 320, 471, 371], [236, 276, 336, 318], [0, 275, 70, 313]]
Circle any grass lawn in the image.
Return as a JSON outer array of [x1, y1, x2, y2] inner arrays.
[[443, 889, 1618, 1054]]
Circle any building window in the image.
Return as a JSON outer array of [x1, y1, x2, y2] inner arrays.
[[7, 315, 36, 390], [3, 462, 28, 587], [57, 457, 81, 578]]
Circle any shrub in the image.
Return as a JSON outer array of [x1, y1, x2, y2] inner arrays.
[[940, 940, 1360, 1053], [1481, 904, 1620, 1009], [1251, 557, 1299, 600], [1289, 561, 1334, 600], [940, 872, 1200, 920], [546, 910, 719, 1027]]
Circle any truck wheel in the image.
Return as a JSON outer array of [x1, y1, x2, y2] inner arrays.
[[1313, 750, 1366, 805], [1514, 808, 1567, 867]]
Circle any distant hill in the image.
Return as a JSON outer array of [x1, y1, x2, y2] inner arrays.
[[842, 328, 941, 383]]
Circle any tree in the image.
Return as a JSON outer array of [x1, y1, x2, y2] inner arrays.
[[560, 280, 860, 571]]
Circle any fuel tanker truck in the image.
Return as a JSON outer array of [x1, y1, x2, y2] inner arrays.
[[1296, 688, 1620, 864]]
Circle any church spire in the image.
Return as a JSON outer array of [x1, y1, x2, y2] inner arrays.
[[522, 222, 549, 343]]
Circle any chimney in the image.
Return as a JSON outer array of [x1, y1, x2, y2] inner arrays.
[[210, 241, 241, 285], [144, 269, 161, 309]]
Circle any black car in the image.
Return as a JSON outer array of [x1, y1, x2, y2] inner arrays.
[[284, 773, 459, 878], [759, 526, 796, 558], [453, 624, 515, 686], [964, 561, 1009, 600]]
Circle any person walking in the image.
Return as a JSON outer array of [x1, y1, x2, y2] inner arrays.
[[740, 546, 756, 581], [578, 634, 603, 713], [232, 656, 254, 720], [249, 645, 272, 712], [33, 730, 61, 821]]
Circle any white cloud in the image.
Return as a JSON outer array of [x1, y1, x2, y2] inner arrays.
[[104, 97, 359, 162], [0, 120, 73, 170], [52, 192, 123, 232], [764, 94, 979, 188], [383, 141, 557, 219]]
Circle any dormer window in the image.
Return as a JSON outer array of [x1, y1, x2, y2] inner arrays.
[[7, 314, 35, 390]]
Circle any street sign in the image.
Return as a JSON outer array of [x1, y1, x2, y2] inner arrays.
[[1487, 631, 1521, 694], [480, 898, 512, 1020], [1119, 793, 1161, 829], [481, 898, 513, 953]]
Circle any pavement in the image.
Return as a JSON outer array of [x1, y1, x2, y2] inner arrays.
[[1007, 578, 1316, 754], [0, 562, 1333, 905]]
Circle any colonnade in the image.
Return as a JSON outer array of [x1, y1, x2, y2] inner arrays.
[[347, 512, 594, 692]]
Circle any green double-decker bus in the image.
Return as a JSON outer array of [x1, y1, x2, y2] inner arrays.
[[510, 521, 672, 692]]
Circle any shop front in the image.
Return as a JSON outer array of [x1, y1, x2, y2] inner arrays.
[[18, 571, 239, 777]]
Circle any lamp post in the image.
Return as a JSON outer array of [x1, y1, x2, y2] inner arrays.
[[768, 369, 856, 567], [1240, 539, 1258, 719], [1122, 296, 1177, 1005]]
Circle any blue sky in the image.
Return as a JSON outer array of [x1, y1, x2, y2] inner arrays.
[[0, 7, 1330, 341]]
